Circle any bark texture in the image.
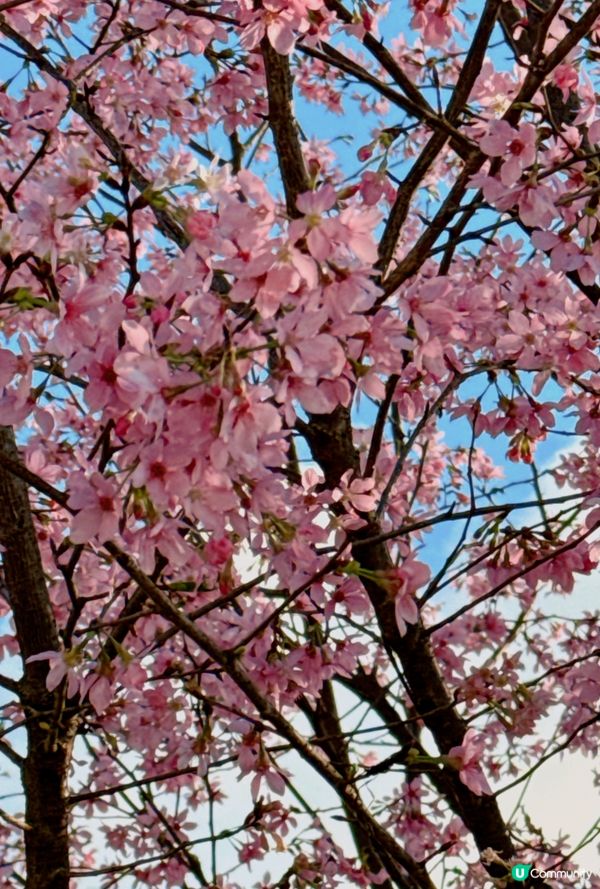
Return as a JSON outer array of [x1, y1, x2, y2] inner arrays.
[[0, 426, 75, 889]]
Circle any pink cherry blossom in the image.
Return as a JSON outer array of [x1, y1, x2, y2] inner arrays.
[[68, 472, 121, 544], [480, 121, 537, 186], [377, 557, 431, 635], [240, 0, 324, 54], [292, 184, 339, 259], [448, 730, 492, 796], [204, 536, 234, 567], [27, 648, 83, 698], [332, 470, 378, 513]]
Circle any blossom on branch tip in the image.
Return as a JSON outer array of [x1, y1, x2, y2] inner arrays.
[[372, 557, 431, 636], [26, 648, 83, 698], [447, 730, 492, 796]]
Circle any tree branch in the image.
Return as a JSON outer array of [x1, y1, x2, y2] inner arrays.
[[261, 39, 310, 215], [0, 427, 77, 889]]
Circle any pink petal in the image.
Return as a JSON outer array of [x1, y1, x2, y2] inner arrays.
[[70, 508, 101, 544], [87, 677, 113, 715]]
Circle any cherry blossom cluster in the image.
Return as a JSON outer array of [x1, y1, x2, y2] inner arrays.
[[0, 1, 598, 887]]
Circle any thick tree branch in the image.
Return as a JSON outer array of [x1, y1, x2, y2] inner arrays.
[[300, 622, 396, 889], [261, 39, 310, 216], [299, 412, 551, 888], [0, 427, 77, 889]]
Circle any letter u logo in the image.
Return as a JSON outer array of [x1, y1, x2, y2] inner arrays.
[[511, 864, 532, 881]]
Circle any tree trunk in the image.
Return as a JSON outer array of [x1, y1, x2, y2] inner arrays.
[[0, 426, 75, 889]]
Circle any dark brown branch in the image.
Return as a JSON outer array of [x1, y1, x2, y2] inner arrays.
[[0, 428, 77, 889], [299, 409, 553, 887], [496, 712, 600, 797], [261, 39, 310, 216], [427, 521, 600, 636], [352, 489, 589, 551], [7, 132, 52, 200], [376, 0, 500, 273], [102, 541, 437, 889], [323, 0, 437, 116], [299, 623, 396, 889], [0, 0, 38, 11], [382, 0, 600, 297], [382, 156, 481, 293], [299, 41, 473, 158], [364, 374, 399, 479], [0, 672, 19, 694], [0, 737, 24, 768]]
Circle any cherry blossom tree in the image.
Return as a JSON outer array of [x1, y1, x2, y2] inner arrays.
[[0, 1, 599, 888]]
